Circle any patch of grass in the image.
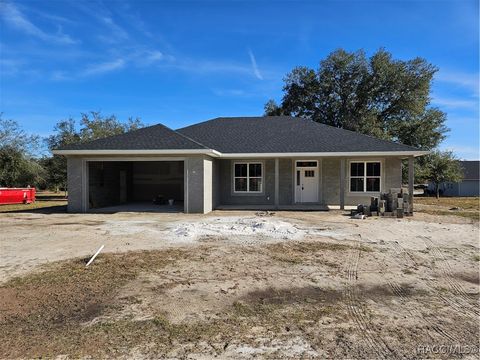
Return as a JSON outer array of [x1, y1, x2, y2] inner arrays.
[[0, 249, 188, 358], [231, 287, 341, 333], [0, 200, 67, 213], [267, 241, 350, 266], [415, 196, 479, 211], [473, 254, 480, 262], [417, 208, 479, 221], [414, 196, 479, 221], [358, 245, 374, 252], [35, 191, 68, 200]]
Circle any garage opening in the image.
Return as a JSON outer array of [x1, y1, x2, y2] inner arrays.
[[88, 160, 184, 212]]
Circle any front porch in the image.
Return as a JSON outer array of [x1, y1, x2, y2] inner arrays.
[[214, 156, 415, 212]]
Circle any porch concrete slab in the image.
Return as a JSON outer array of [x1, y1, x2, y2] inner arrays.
[[216, 204, 329, 211]]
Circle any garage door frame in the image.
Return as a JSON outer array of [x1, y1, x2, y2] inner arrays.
[[82, 157, 188, 212]]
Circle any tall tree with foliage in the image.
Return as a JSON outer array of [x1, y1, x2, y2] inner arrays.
[[417, 150, 463, 198], [265, 48, 448, 150], [44, 112, 144, 192], [0, 115, 45, 187]]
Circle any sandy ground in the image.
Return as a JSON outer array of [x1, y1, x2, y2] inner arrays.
[[0, 210, 479, 358]]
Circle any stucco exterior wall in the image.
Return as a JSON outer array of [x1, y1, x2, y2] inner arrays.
[[67, 157, 85, 212], [66, 155, 212, 214], [279, 158, 293, 205], [212, 159, 220, 209], [66, 155, 404, 212], [322, 158, 341, 205], [323, 157, 403, 205], [184, 156, 214, 214], [203, 157, 213, 213]]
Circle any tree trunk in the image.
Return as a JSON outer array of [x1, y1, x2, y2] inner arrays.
[[435, 184, 440, 199]]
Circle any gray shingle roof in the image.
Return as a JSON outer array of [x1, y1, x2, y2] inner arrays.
[[58, 124, 208, 150], [177, 116, 421, 153], [460, 161, 479, 180], [57, 116, 422, 153]]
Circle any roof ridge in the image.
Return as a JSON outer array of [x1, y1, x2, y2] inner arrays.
[[159, 123, 211, 149]]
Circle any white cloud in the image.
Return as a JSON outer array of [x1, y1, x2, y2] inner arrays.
[[432, 97, 479, 110], [139, 50, 166, 65], [82, 59, 126, 76], [248, 49, 263, 80], [97, 16, 129, 43], [0, 58, 24, 76], [436, 69, 479, 96], [0, 2, 76, 44]]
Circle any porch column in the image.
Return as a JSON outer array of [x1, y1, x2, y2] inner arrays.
[[340, 158, 345, 210], [274, 158, 279, 209], [408, 156, 414, 214]]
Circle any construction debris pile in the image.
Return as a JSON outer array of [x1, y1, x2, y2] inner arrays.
[[352, 188, 413, 219]]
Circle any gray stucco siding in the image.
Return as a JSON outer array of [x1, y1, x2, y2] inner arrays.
[[278, 159, 293, 205], [67, 154, 405, 213], [323, 157, 403, 205], [184, 156, 215, 214], [66, 155, 213, 214], [67, 157, 85, 212]]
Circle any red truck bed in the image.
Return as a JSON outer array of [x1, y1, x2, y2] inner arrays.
[[0, 188, 36, 205]]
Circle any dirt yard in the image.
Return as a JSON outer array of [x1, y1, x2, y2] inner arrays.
[[0, 209, 479, 359]]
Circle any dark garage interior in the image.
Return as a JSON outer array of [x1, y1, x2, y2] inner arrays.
[[88, 160, 184, 211]]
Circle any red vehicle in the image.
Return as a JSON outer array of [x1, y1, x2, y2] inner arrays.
[[0, 188, 36, 205]]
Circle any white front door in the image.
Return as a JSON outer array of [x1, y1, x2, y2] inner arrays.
[[295, 161, 319, 203]]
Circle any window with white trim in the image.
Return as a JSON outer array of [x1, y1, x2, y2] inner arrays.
[[234, 162, 263, 193], [350, 161, 381, 192]]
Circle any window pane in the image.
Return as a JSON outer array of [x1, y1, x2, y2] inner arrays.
[[367, 162, 381, 177], [249, 163, 262, 177], [350, 178, 364, 192], [296, 170, 300, 185], [366, 178, 380, 192], [235, 164, 247, 177], [234, 178, 247, 191], [249, 178, 262, 192], [304, 170, 315, 177], [350, 162, 364, 177]]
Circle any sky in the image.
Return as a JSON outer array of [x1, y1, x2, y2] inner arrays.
[[0, 0, 478, 159]]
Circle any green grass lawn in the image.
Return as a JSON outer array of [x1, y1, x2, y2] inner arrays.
[[0, 200, 67, 213]]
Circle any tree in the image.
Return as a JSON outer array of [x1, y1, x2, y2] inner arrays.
[[44, 112, 144, 192], [79, 112, 143, 142], [0, 115, 40, 154], [265, 48, 448, 150], [0, 116, 45, 187], [263, 99, 285, 116], [418, 150, 463, 198]]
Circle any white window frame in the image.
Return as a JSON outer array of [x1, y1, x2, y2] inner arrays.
[[233, 161, 263, 193], [349, 160, 382, 193]]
